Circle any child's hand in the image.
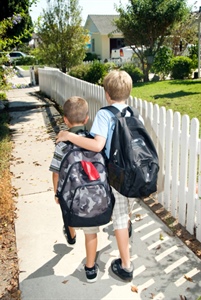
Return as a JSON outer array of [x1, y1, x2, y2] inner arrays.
[[55, 196, 59, 204], [56, 130, 69, 143]]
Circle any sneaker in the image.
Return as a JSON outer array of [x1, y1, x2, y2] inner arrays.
[[128, 220, 132, 238], [63, 226, 76, 245], [111, 258, 133, 282], [85, 263, 99, 283]]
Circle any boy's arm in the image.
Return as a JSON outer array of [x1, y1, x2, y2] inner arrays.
[[56, 131, 106, 152], [52, 172, 59, 204]]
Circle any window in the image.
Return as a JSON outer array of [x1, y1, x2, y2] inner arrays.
[[92, 39, 95, 52]]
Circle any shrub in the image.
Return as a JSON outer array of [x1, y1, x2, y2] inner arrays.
[[0, 54, 11, 66], [188, 44, 198, 69], [170, 56, 193, 79], [85, 60, 107, 85], [14, 56, 36, 66], [104, 62, 117, 72], [120, 63, 143, 83], [0, 66, 7, 90], [0, 92, 6, 100], [83, 52, 99, 62], [68, 64, 90, 81], [30, 48, 45, 65], [152, 46, 173, 79]]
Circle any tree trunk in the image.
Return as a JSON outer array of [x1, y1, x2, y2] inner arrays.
[[61, 66, 66, 73], [143, 63, 152, 82]]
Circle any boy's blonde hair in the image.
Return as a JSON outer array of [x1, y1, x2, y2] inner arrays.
[[103, 70, 133, 101], [63, 96, 88, 124]]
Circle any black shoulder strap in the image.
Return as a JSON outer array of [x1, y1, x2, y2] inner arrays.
[[101, 105, 119, 115], [101, 105, 139, 118]]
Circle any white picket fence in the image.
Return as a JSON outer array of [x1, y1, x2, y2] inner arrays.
[[38, 67, 201, 242]]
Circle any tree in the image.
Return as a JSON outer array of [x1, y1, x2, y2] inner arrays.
[[0, 14, 22, 50], [114, 0, 189, 81], [35, 0, 88, 73], [0, 0, 34, 48], [0, 15, 22, 89], [164, 13, 198, 56]]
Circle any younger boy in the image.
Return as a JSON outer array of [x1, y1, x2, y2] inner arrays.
[[49, 96, 99, 283], [56, 70, 144, 282]]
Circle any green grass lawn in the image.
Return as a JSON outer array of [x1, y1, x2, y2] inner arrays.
[[18, 65, 31, 70], [131, 79, 201, 124]]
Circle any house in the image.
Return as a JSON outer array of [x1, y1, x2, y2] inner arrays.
[[84, 15, 125, 60], [29, 33, 39, 48]]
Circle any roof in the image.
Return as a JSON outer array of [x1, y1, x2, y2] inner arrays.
[[85, 15, 119, 34]]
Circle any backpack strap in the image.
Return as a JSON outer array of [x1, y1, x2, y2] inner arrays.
[[101, 105, 139, 118], [75, 129, 93, 139]]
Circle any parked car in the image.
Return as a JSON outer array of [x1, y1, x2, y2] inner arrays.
[[9, 51, 33, 63]]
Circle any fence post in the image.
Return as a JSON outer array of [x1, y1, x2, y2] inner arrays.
[[29, 66, 36, 86]]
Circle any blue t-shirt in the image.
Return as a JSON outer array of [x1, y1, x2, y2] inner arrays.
[[90, 104, 144, 158]]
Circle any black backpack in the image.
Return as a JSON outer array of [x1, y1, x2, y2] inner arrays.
[[101, 106, 159, 198], [56, 131, 115, 227]]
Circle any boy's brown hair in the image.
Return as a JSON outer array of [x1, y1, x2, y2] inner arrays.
[[103, 70, 133, 101], [63, 96, 88, 125]]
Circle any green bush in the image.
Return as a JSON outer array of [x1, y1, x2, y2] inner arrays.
[[14, 56, 36, 66], [0, 66, 7, 90], [188, 44, 198, 69], [83, 52, 99, 61], [68, 64, 90, 81], [120, 63, 143, 83], [104, 62, 117, 72], [0, 92, 6, 100], [152, 46, 173, 79], [170, 56, 193, 79], [30, 48, 45, 65], [0, 54, 10, 66], [85, 60, 107, 85]]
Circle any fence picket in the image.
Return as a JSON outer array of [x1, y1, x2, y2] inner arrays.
[[158, 107, 166, 205], [186, 118, 199, 234], [178, 115, 190, 226], [197, 141, 201, 242], [171, 112, 181, 218], [145, 102, 153, 143], [164, 110, 173, 210], [153, 104, 160, 155]]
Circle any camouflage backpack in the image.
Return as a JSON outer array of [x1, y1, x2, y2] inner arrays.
[[56, 131, 114, 227]]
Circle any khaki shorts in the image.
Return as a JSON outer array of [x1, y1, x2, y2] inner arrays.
[[112, 187, 136, 230], [82, 226, 100, 234]]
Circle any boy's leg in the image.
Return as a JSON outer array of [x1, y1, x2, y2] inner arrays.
[[69, 226, 76, 239], [85, 233, 97, 267], [111, 188, 135, 281], [83, 227, 99, 283], [83, 226, 99, 267], [114, 228, 130, 269], [63, 224, 76, 245], [61, 209, 76, 244]]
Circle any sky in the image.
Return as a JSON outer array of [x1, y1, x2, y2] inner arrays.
[[29, 0, 201, 25]]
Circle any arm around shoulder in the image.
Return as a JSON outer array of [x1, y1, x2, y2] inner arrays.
[[56, 131, 105, 152]]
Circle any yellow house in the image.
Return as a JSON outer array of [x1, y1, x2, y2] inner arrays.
[[84, 15, 125, 60]]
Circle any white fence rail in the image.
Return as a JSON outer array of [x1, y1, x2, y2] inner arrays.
[[39, 68, 201, 242]]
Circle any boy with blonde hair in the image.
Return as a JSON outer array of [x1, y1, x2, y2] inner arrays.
[[49, 96, 99, 283], [57, 70, 144, 281]]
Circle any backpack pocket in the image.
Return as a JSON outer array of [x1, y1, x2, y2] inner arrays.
[[71, 183, 109, 218]]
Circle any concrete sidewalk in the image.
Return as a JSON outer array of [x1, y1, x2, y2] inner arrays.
[[7, 75, 201, 300]]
